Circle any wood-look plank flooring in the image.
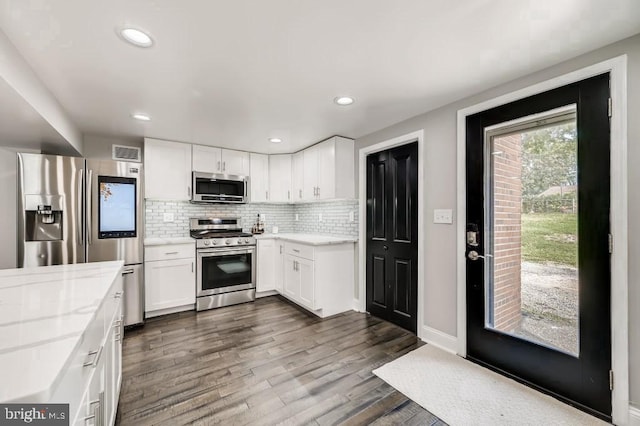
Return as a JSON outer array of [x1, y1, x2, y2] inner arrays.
[[116, 296, 445, 425]]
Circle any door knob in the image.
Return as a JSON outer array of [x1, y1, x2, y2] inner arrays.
[[383, 245, 388, 250], [467, 250, 493, 261]]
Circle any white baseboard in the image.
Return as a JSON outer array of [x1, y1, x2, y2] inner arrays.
[[422, 325, 457, 354], [145, 304, 195, 318], [629, 405, 640, 426], [353, 298, 364, 312]]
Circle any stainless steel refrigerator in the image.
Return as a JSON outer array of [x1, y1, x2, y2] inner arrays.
[[17, 153, 145, 326]]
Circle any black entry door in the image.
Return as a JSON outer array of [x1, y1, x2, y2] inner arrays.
[[466, 74, 611, 419], [366, 142, 418, 333]]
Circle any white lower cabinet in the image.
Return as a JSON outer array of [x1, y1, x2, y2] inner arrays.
[[281, 241, 354, 317], [257, 239, 276, 292], [144, 243, 196, 317], [283, 254, 299, 299], [284, 254, 315, 309], [54, 272, 123, 426], [274, 241, 284, 293], [257, 239, 285, 295]]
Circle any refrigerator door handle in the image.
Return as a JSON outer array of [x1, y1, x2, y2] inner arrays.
[[77, 169, 84, 246], [87, 169, 93, 245]]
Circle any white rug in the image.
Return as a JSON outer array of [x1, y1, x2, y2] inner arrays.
[[373, 345, 608, 426]]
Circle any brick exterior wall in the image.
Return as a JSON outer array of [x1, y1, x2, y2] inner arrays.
[[491, 134, 523, 332]]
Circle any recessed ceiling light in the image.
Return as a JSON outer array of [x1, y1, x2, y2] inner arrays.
[[334, 96, 354, 106], [119, 28, 154, 48], [132, 113, 151, 121], [269, 138, 282, 143]]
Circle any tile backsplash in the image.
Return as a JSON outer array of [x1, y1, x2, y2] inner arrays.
[[145, 199, 359, 238], [293, 200, 358, 236]]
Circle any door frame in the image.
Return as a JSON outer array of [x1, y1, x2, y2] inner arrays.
[[357, 130, 425, 339], [456, 55, 628, 424]]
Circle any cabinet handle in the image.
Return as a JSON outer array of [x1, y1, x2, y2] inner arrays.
[[299, 189, 302, 199], [187, 186, 191, 197], [217, 161, 221, 171], [83, 345, 104, 367], [115, 320, 122, 341], [165, 251, 179, 255], [265, 191, 268, 200], [279, 245, 283, 254], [317, 187, 320, 197], [86, 391, 104, 425], [223, 161, 226, 172], [292, 249, 300, 253], [114, 291, 123, 298], [192, 262, 194, 273]]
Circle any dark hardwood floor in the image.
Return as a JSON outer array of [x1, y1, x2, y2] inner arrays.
[[116, 296, 445, 425]]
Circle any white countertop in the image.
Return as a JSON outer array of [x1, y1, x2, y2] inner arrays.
[[144, 237, 194, 246], [0, 261, 124, 403], [254, 233, 357, 245]]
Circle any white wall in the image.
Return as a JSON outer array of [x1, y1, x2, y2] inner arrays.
[[0, 31, 82, 155], [0, 148, 17, 269], [355, 33, 640, 406], [83, 134, 143, 161]]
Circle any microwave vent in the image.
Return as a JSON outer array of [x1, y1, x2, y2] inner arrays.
[[112, 145, 141, 162]]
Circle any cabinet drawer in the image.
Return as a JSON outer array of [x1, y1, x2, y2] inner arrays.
[[284, 242, 314, 260], [145, 243, 194, 262]]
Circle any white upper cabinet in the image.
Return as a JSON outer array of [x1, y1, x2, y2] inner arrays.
[[316, 140, 335, 200], [222, 149, 250, 176], [144, 138, 192, 200], [269, 154, 292, 202], [192, 144, 221, 173], [192, 145, 250, 176], [250, 153, 269, 202], [291, 151, 304, 202], [144, 136, 352, 203], [302, 145, 319, 200], [301, 136, 354, 201]]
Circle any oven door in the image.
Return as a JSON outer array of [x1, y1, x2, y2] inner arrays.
[[197, 247, 255, 296]]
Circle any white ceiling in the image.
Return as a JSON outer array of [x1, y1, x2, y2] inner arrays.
[[0, 0, 639, 154]]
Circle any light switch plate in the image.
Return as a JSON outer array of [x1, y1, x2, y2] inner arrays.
[[433, 209, 453, 224], [163, 212, 174, 223], [318, 213, 323, 222], [349, 211, 355, 222], [295, 214, 299, 221]]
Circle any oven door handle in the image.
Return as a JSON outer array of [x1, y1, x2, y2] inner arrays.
[[198, 248, 255, 256]]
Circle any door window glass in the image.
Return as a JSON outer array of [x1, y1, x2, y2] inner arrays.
[[485, 105, 579, 356]]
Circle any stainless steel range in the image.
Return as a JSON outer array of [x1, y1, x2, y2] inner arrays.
[[190, 217, 256, 311]]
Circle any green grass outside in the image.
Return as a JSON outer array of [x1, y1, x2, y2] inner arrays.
[[521, 213, 577, 267]]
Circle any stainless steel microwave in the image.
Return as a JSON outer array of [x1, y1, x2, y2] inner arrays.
[[192, 171, 248, 203]]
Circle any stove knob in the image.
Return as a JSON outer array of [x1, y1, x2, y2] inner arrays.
[[225, 239, 232, 245], [245, 238, 250, 243], [212, 240, 219, 245], [203, 240, 210, 246]]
